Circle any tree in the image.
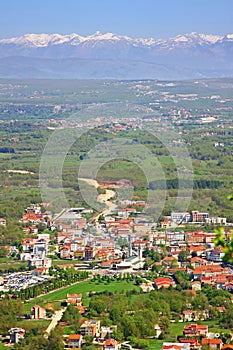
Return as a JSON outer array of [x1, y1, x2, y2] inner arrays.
[[0, 247, 9, 257], [214, 195, 233, 263], [82, 345, 96, 350], [191, 293, 209, 311], [118, 237, 129, 248], [48, 329, 64, 350], [159, 316, 170, 333], [214, 227, 233, 263], [83, 335, 94, 346], [178, 249, 189, 263], [221, 306, 233, 329], [174, 271, 191, 290], [0, 299, 23, 333], [61, 304, 81, 331], [143, 248, 161, 262], [89, 298, 108, 315], [17, 335, 49, 350], [98, 214, 105, 222]]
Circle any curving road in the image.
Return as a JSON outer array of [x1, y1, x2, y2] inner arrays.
[[78, 178, 117, 220]]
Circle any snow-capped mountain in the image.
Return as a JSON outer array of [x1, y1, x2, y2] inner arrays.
[[0, 32, 233, 79]]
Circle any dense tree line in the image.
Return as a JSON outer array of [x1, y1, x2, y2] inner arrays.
[[0, 299, 23, 333], [14, 268, 89, 301], [149, 179, 223, 190]]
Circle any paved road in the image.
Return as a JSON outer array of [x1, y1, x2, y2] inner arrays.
[[44, 307, 66, 337]]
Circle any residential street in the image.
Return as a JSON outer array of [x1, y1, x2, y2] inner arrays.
[[44, 307, 66, 337]]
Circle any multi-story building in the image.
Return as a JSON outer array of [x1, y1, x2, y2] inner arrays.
[[68, 334, 82, 349], [33, 239, 48, 259], [192, 211, 209, 223], [206, 249, 224, 263], [31, 305, 46, 319], [80, 320, 100, 337], [67, 293, 82, 306], [84, 247, 95, 260], [9, 328, 25, 343], [171, 212, 191, 224]]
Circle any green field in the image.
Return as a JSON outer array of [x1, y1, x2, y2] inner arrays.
[[16, 319, 50, 332], [24, 279, 140, 312], [148, 339, 164, 350]]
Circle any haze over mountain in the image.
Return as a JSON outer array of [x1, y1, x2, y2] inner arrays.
[[0, 32, 233, 79]]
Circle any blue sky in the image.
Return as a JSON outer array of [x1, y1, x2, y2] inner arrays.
[[0, 0, 232, 39]]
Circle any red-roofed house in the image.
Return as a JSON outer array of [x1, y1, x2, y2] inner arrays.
[[56, 231, 74, 244], [85, 247, 95, 260], [28, 225, 38, 235], [68, 333, 82, 348], [103, 338, 120, 350], [178, 338, 200, 350], [191, 281, 201, 291], [201, 339, 222, 349], [95, 249, 109, 261], [60, 246, 71, 259], [76, 305, 87, 315], [162, 345, 183, 350], [204, 233, 217, 244], [222, 346, 233, 350], [183, 324, 208, 337], [22, 238, 36, 251], [73, 218, 86, 230], [201, 277, 213, 285], [67, 293, 82, 306], [189, 244, 206, 256], [162, 342, 190, 350], [193, 266, 227, 280], [0, 218, 6, 226], [190, 257, 207, 268], [154, 277, 176, 289]]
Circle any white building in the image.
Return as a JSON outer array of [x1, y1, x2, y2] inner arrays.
[[206, 249, 224, 263], [33, 239, 48, 259], [166, 231, 185, 243], [9, 328, 25, 343], [205, 217, 227, 225], [171, 212, 191, 224]]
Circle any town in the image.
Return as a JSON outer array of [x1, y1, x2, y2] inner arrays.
[[0, 184, 233, 349]]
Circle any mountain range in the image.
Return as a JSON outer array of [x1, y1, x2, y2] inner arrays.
[[0, 32, 233, 79]]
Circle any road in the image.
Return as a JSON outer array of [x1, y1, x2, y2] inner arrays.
[[44, 307, 66, 337], [53, 208, 66, 221], [78, 177, 117, 220]]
